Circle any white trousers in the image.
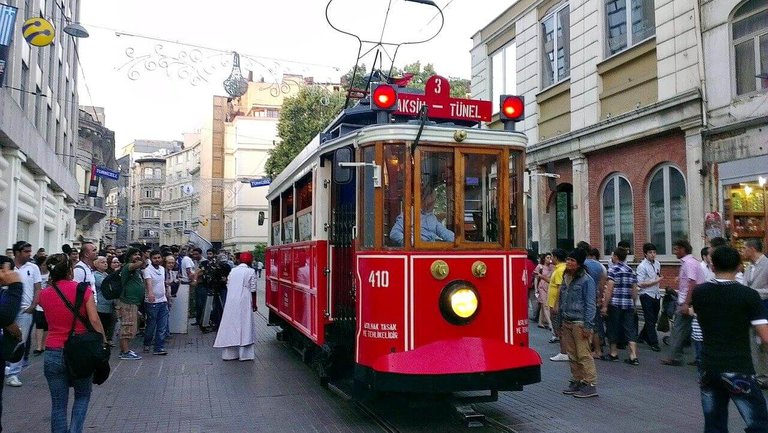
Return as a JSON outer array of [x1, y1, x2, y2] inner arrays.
[[169, 284, 189, 334], [222, 344, 255, 361]]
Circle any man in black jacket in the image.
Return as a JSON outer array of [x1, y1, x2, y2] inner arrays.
[[0, 257, 24, 433]]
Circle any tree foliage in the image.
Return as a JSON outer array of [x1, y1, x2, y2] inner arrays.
[[341, 61, 470, 97], [265, 86, 345, 179]]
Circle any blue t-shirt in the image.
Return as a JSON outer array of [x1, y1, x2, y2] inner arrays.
[[583, 259, 605, 289]]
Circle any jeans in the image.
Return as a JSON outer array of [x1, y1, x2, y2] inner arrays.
[[143, 302, 169, 351], [6, 311, 33, 377], [700, 371, 768, 433], [639, 294, 660, 346], [669, 310, 693, 362], [43, 349, 92, 433], [97, 312, 115, 343], [561, 321, 597, 384]]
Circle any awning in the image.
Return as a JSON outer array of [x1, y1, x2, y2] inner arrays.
[[718, 155, 768, 185]]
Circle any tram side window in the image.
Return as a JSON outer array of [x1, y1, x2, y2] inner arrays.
[[509, 151, 522, 246], [282, 190, 294, 243], [417, 151, 455, 243], [360, 146, 376, 249], [296, 174, 313, 242], [384, 145, 406, 247], [463, 153, 500, 244], [271, 198, 281, 245]]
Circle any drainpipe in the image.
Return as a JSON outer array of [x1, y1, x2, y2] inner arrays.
[[692, 0, 711, 214]]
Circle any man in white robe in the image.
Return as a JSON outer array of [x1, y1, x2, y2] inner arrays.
[[213, 252, 258, 361]]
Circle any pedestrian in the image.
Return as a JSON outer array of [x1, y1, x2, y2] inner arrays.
[[580, 245, 607, 359], [173, 248, 197, 335], [557, 249, 598, 398], [38, 253, 105, 433], [93, 256, 115, 346], [744, 238, 768, 388], [32, 253, 50, 356], [142, 250, 169, 356], [116, 248, 145, 360], [534, 253, 553, 329], [256, 260, 264, 278], [213, 252, 258, 361], [661, 239, 706, 366], [691, 246, 768, 432], [601, 247, 639, 365], [5, 241, 42, 388], [0, 256, 24, 433], [543, 249, 568, 361], [636, 243, 662, 352]]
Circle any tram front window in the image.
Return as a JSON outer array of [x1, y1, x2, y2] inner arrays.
[[417, 150, 455, 243], [384, 145, 406, 247]]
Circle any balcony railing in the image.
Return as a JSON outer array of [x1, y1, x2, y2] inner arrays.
[[76, 194, 106, 213]]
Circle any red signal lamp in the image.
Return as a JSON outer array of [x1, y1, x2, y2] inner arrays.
[[371, 84, 398, 111], [499, 95, 525, 121]]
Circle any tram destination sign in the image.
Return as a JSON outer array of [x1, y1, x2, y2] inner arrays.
[[394, 75, 492, 123]]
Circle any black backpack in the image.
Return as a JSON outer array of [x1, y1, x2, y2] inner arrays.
[[100, 268, 123, 300]]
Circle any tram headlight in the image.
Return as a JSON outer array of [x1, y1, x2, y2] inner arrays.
[[439, 281, 480, 325]]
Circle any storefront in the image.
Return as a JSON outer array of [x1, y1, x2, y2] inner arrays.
[[717, 154, 768, 251]]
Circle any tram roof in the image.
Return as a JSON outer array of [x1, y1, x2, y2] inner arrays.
[[267, 121, 527, 200]]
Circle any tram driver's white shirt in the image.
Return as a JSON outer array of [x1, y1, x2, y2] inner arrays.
[[389, 211, 455, 245]]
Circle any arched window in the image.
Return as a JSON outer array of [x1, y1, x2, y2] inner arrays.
[[648, 165, 688, 255], [732, 0, 768, 95], [602, 174, 633, 255]]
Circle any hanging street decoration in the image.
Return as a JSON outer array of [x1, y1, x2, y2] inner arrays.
[[222, 52, 248, 98], [22, 16, 55, 47]]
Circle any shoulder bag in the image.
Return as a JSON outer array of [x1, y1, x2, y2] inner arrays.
[[52, 282, 111, 381]]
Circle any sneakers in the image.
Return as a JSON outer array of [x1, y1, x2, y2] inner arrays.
[[649, 344, 661, 352], [5, 376, 22, 387], [119, 351, 142, 360], [550, 353, 570, 362], [548, 336, 560, 343], [573, 383, 598, 398], [562, 381, 582, 395], [143, 346, 151, 353], [153, 349, 168, 356]]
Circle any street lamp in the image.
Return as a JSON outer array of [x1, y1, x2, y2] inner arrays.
[[63, 22, 89, 38]]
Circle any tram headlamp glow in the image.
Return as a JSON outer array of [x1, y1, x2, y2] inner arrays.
[[439, 281, 480, 325], [450, 288, 478, 319]]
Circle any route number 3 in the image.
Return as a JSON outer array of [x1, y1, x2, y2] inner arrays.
[[368, 270, 390, 288]]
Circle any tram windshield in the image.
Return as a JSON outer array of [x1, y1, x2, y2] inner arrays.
[[362, 142, 520, 250]]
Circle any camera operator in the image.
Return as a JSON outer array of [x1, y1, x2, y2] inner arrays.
[[202, 253, 231, 331]]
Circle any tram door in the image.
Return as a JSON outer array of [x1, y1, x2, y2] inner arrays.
[[328, 153, 357, 353]]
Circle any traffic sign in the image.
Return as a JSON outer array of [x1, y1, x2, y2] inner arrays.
[[94, 166, 120, 180], [393, 75, 492, 122]]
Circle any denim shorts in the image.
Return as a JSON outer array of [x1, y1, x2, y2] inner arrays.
[[606, 305, 638, 344]]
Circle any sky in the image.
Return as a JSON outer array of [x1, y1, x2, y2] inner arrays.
[[76, 0, 514, 150]]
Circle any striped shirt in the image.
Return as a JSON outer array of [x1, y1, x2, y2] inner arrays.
[[607, 261, 637, 309]]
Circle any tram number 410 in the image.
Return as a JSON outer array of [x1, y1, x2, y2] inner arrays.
[[368, 270, 390, 288]]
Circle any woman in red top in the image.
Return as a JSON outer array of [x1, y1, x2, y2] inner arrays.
[[38, 254, 104, 433]]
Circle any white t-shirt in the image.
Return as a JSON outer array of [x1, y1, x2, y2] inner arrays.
[[142, 265, 167, 303], [73, 260, 98, 303], [179, 256, 196, 283], [16, 261, 42, 310]]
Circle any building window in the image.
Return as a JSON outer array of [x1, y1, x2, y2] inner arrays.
[[19, 63, 29, 110], [602, 174, 634, 255], [541, 4, 570, 88], [732, 0, 768, 95], [143, 188, 152, 199], [154, 188, 161, 198], [154, 168, 162, 179], [143, 167, 153, 179], [604, 0, 655, 56], [491, 41, 516, 113], [648, 165, 688, 256]]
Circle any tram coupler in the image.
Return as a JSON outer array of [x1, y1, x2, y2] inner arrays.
[[454, 404, 486, 428]]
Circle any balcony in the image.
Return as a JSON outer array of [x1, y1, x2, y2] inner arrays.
[[75, 193, 107, 226]]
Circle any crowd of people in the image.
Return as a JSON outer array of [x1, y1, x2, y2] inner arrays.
[[0, 240, 264, 433], [529, 237, 768, 431]]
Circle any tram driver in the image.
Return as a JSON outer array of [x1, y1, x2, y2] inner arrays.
[[389, 184, 455, 245]]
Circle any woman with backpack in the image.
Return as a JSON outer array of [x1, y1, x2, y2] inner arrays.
[[38, 254, 105, 433]]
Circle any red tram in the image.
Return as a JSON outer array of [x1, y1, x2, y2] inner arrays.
[[265, 76, 541, 398]]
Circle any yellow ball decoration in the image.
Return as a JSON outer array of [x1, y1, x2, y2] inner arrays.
[[22, 17, 55, 47]]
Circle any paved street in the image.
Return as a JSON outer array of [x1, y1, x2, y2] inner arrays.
[[3, 281, 758, 432]]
